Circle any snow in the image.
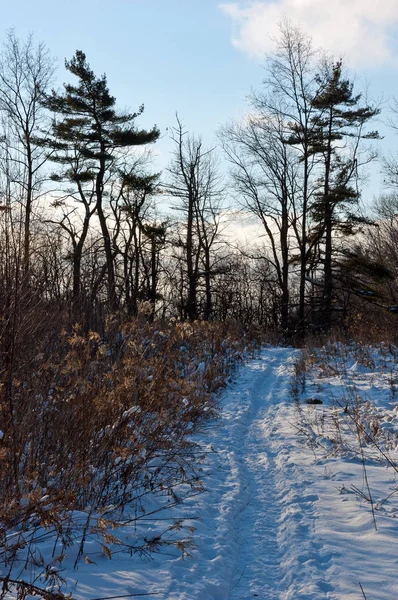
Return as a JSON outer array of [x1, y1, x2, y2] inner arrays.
[[5, 344, 398, 599]]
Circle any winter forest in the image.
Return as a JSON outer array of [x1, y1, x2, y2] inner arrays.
[[1, 24, 397, 334], [2, 19, 398, 600]]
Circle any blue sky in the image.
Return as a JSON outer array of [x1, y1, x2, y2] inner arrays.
[[2, 1, 398, 205], [1, 1, 259, 159]]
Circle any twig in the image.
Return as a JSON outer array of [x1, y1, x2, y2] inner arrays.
[[354, 414, 377, 531], [90, 593, 163, 600], [0, 577, 65, 600], [336, 397, 398, 474], [359, 581, 368, 599]]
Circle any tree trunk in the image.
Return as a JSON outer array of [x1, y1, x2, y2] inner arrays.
[[96, 149, 117, 310]]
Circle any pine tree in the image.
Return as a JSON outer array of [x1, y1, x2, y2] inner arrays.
[[42, 50, 159, 308], [309, 60, 379, 330]]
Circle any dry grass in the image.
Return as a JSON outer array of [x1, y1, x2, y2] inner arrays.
[[0, 307, 257, 598], [291, 341, 398, 534]]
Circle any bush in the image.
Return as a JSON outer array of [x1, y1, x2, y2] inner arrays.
[[0, 311, 256, 598]]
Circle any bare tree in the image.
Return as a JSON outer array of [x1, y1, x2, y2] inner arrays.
[[252, 21, 321, 328], [46, 150, 97, 305], [220, 111, 299, 330], [108, 165, 165, 316], [166, 116, 224, 321], [0, 31, 55, 275]]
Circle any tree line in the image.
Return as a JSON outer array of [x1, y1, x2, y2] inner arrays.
[[0, 24, 397, 338]]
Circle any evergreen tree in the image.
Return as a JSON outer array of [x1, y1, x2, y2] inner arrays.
[[309, 60, 379, 330], [42, 50, 159, 308]]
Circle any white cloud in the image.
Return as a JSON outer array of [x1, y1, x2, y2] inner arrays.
[[220, 0, 398, 68]]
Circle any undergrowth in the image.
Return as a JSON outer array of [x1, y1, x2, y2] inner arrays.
[[291, 341, 398, 532], [0, 310, 258, 599]]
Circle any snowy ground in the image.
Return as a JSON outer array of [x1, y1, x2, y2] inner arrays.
[[17, 345, 398, 599]]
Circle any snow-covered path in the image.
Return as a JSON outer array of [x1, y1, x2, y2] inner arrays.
[[67, 346, 398, 600], [161, 346, 398, 600], [164, 346, 334, 599], [225, 350, 287, 599]]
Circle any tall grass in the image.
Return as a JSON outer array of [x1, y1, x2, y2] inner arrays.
[[0, 308, 257, 598]]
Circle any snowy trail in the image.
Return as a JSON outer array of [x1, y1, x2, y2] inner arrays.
[[67, 346, 398, 600], [165, 346, 335, 600], [226, 354, 285, 599]]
